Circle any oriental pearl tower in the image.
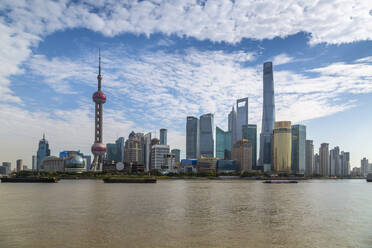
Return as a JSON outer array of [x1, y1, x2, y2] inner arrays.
[[91, 49, 106, 171]]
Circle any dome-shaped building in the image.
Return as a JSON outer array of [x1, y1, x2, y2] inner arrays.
[[65, 154, 86, 173]]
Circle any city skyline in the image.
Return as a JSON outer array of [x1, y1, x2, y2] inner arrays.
[[1, 1, 372, 168]]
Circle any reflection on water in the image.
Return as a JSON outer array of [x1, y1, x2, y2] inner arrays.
[[0, 180, 371, 248]]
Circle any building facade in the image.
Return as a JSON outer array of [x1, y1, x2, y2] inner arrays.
[[361, 157, 369, 177], [124, 131, 144, 165], [236, 97, 248, 141], [199, 113, 214, 157], [151, 145, 170, 170], [340, 151, 350, 176], [160, 128, 167, 145], [329, 147, 340, 176], [273, 121, 292, 173], [319, 143, 329, 177], [36, 134, 51, 171], [143, 133, 152, 171], [171, 149, 181, 163], [42, 156, 65, 172], [314, 153, 320, 175], [228, 106, 237, 148], [305, 140, 314, 176], [291, 125, 306, 174], [186, 116, 199, 159], [232, 139, 252, 172], [216, 126, 232, 160], [259, 62, 275, 171], [197, 157, 218, 173], [16, 159, 23, 173], [242, 124, 257, 170]]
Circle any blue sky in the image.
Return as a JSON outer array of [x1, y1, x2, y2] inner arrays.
[[1, 0, 372, 168]]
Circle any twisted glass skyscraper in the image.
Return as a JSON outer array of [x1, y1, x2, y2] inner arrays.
[[259, 62, 275, 171]]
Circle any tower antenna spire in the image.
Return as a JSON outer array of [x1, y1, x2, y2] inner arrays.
[[97, 48, 102, 90]]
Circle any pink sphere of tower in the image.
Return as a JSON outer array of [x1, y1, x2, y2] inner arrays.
[[91, 142, 106, 156], [93, 90, 106, 104]]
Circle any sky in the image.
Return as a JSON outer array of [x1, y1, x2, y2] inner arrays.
[[1, 0, 372, 169]]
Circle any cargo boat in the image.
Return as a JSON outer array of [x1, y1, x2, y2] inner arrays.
[[1, 177, 58, 183], [103, 177, 157, 183], [263, 180, 298, 184], [367, 173, 372, 182]]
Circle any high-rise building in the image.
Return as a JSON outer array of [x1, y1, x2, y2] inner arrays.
[[319, 143, 329, 177], [171, 149, 181, 163], [216, 126, 232, 160], [232, 139, 252, 172], [151, 145, 170, 170], [160, 128, 167, 145], [259, 62, 275, 171], [186, 116, 199, 159], [91, 50, 107, 171], [116, 137, 124, 162], [273, 121, 292, 173], [236, 98, 248, 141], [143, 133, 152, 171], [329, 146, 341, 176], [16, 159, 23, 173], [305, 140, 314, 176], [228, 106, 237, 147], [37, 134, 51, 171], [340, 151, 350, 176], [106, 143, 118, 161], [2, 162, 11, 174], [242, 124, 257, 170], [361, 157, 369, 177], [314, 153, 320, 175], [199, 113, 214, 157], [291, 124, 306, 174], [124, 131, 144, 165], [32, 155, 37, 171], [83, 155, 91, 171]]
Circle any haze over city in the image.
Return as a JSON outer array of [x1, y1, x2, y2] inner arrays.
[[1, 0, 372, 168]]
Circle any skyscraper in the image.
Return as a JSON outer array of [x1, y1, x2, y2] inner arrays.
[[143, 132, 152, 171], [16, 159, 23, 173], [305, 140, 314, 176], [171, 149, 181, 163], [242, 124, 257, 170], [236, 97, 248, 141], [32, 155, 37, 171], [216, 126, 232, 160], [160, 128, 167, 145], [199, 113, 214, 157], [314, 153, 320, 175], [116, 137, 125, 162], [106, 143, 118, 161], [124, 131, 144, 165], [259, 61, 275, 171], [273, 121, 292, 173], [329, 146, 340, 176], [186, 116, 199, 159], [228, 106, 237, 147], [319, 143, 329, 177], [91, 50, 107, 171], [37, 134, 51, 171], [291, 124, 306, 174], [340, 151, 350, 176], [232, 139, 252, 172], [151, 145, 170, 170], [361, 157, 369, 177]]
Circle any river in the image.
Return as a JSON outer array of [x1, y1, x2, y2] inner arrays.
[[0, 179, 371, 248]]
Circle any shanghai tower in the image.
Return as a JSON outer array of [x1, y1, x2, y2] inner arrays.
[[259, 62, 275, 171], [91, 50, 107, 171]]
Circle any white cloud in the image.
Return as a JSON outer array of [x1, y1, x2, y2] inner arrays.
[[272, 53, 295, 66]]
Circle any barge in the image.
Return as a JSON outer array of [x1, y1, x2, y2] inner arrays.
[[263, 180, 298, 184], [1, 177, 58, 183], [103, 177, 157, 183]]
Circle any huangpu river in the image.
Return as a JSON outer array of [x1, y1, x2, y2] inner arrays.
[[0, 179, 371, 248]]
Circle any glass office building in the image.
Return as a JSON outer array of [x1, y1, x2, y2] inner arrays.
[[242, 124, 257, 170], [291, 124, 306, 174], [216, 126, 232, 160], [273, 121, 292, 173], [236, 97, 248, 141], [199, 113, 214, 157], [186, 116, 199, 159]]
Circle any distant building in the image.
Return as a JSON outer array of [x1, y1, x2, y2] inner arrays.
[[199, 113, 214, 157], [186, 116, 199, 159], [305, 140, 314, 176], [163, 153, 176, 172], [64, 154, 86, 173], [216, 126, 232, 160], [242, 124, 257, 170], [351, 167, 361, 177], [171, 149, 181, 163], [42, 156, 65, 172], [2, 162, 11, 174], [314, 153, 320, 175], [197, 157, 218, 173], [259, 62, 275, 171], [106, 143, 117, 161], [0, 166, 7, 175], [236, 97, 248, 141], [83, 155, 91, 171], [124, 131, 144, 165], [329, 147, 341, 176], [143, 133, 152, 171], [291, 125, 306, 174], [151, 144, 170, 170], [32, 155, 37, 171], [181, 159, 197, 173], [340, 151, 350, 176], [319, 143, 329, 177], [273, 121, 292, 173], [361, 157, 369, 177], [36, 134, 51, 171], [228, 106, 237, 148], [16, 159, 23, 173], [232, 139, 252, 172], [216, 160, 237, 173], [116, 137, 125, 162], [160, 128, 167, 145]]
